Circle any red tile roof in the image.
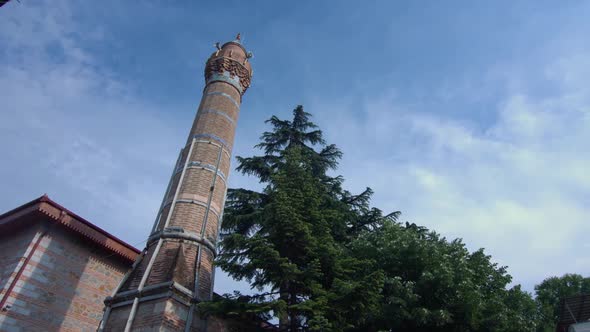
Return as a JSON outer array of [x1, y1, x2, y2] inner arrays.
[[0, 194, 140, 263]]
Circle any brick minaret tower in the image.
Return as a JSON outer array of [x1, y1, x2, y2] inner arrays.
[[99, 35, 253, 332]]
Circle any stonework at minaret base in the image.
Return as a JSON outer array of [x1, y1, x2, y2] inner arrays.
[[99, 36, 252, 332]]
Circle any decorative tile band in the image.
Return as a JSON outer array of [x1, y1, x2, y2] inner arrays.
[[206, 72, 243, 94]]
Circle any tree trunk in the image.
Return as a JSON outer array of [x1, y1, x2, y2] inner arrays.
[[279, 280, 289, 331], [289, 290, 298, 331]]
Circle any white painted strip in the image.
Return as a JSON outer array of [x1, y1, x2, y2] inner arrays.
[[199, 109, 235, 125], [151, 148, 183, 234], [164, 138, 196, 229], [205, 91, 240, 109], [200, 145, 224, 238]]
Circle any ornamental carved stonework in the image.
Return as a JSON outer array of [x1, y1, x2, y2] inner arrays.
[[205, 57, 252, 94]]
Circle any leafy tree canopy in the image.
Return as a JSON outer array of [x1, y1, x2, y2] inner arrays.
[[535, 274, 590, 332], [202, 106, 548, 332], [350, 221, 538, 332]]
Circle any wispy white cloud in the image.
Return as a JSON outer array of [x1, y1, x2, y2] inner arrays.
[[2, 0, 590, 298], [314, 52, 590, 292], [0, 1, 176, 245], [0, 0, 254, 295]]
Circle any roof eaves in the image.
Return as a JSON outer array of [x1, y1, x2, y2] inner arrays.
[[0, 195, 141, 262]]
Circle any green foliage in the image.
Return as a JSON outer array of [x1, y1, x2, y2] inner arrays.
[[235, 106, 341, 183], [207, 105, 548, 331], [211, 106, 376, 330], [198, 292, 276, 332], [535, 274, 590, 332], [348, 222, 538, 332]]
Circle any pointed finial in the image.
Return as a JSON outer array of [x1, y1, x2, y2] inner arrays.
[[235, 33, 241, 42]]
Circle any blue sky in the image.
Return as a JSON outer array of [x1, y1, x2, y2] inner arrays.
[[2, 1, 590, 295]]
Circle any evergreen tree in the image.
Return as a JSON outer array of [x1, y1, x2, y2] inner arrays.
[[203, 106, 381, 331]]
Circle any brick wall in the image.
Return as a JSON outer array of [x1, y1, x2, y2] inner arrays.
[[105, 297, 230, 332], [0, 221, 129, 332], [102, 39, 253, 331]]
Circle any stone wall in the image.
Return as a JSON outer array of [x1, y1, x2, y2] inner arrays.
[[0, 225, 37, 295]]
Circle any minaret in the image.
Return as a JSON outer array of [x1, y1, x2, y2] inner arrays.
[[100, 35, 253, 332]]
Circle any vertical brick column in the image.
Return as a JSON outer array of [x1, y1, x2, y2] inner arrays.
[[100, 36, 252, 332]]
